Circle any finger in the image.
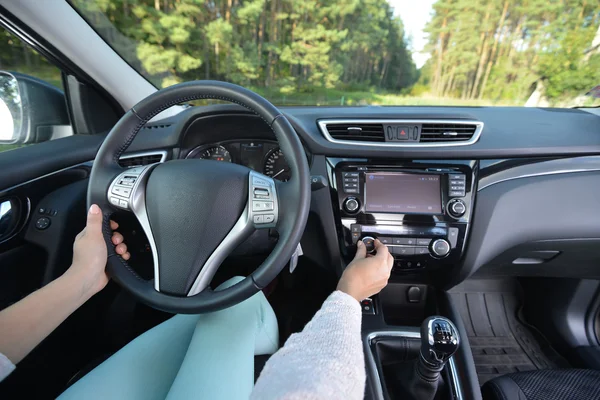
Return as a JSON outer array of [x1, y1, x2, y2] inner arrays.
[[115, 243, 127, 254], [387, 253, 394, 270], [121, 252, 131, 261], [111, 232, 124, 245], [87, 204, 103, 233], [110, 220, 119, 230], [75, 230, 85, 241], [374, 240, 390, 259], [353, 240, 367, 260]]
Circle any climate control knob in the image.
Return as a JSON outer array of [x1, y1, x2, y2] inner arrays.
[[344, 197, 360, 213], [447, 199, 466, 218], [431, 239, 451, 258], [362, 236, 376, 254]]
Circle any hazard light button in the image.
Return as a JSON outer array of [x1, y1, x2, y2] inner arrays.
[[397, 126, 409, 140]]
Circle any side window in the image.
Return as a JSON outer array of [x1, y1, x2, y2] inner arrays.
[[0, 28, 72, 153]]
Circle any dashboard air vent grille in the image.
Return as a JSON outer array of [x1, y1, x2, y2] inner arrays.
[[420, 123, 477, 143], [119, 153, 163, 168], [143, 123, 173, 130], [325, 123, 385, 142]]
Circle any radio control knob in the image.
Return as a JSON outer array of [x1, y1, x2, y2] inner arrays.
[[448, 199, 466, 218], [362, 236, 376, 254], [344, 197, 360, 213], [431, 239, 451, 258]]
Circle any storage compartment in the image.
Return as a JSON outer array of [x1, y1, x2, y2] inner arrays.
[[379, 283, 437, 326]]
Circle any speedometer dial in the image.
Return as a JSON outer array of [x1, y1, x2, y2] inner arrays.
[[264, 148, 291, 181], [187, 145, 232, 162]]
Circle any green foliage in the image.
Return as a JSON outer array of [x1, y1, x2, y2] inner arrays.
[[423, 0, 600, 105], [71, 0, 418, 94]]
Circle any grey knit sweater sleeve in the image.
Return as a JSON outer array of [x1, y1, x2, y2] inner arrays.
[[250, 290, 365, 400]]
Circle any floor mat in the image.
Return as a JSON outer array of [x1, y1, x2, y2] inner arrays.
[[449, 279, 569, 384]]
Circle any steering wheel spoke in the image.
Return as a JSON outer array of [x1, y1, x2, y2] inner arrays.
[[107, 164, 161, 289]]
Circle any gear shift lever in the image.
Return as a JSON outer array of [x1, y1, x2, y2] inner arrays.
[[390, 316, 460, 400], [419, 316, 460, 379]]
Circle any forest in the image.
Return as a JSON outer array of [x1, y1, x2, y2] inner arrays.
[[0, 0, 599, 107]]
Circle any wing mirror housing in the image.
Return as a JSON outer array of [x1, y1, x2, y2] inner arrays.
[[0, 71, 71, 145]]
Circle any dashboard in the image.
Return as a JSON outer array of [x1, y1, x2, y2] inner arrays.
[[184, 140, 291, 181], [120, 104, 600, 287]]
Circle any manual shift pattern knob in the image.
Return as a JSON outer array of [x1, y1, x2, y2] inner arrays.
[[420, 316, 460, 369]]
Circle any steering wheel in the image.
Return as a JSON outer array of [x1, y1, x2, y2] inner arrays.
[[87, 81, 310, 314]]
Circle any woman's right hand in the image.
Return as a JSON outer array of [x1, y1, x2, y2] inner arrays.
[[336, 239, 394, 301]]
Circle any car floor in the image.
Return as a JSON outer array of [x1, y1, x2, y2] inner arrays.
[[448, 278, 570, 384]]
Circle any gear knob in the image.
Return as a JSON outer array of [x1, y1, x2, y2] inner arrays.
[[420, 316, 460, 369]]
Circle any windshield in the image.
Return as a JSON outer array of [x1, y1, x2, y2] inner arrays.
[[70, 0, 600, 108]]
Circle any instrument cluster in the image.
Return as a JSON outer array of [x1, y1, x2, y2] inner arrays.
[[185, 140, 291, 181]]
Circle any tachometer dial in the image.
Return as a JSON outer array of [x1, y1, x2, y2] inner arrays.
[[187, 145, 232, 162], [264, 147, 291, 181]]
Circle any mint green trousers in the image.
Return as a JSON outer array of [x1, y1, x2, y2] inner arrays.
[[58, 277, 279, 400]]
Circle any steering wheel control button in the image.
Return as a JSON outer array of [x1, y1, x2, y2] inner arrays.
[[112, 186, 132, 197], [252, 176, 270, 187], [118, 199, 129, 209], [35, 217, 51, 230], [432, 239, 451, 258], [252, 201, 274, 212], [249, 171, 278, 229], [362, 236, 376, 253], [253, 188, 271, 199], [344, 197, 360, 213], [110, 197, 120, 207]]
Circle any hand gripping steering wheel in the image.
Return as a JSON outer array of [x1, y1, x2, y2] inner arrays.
[[87, 81, 310, 313]]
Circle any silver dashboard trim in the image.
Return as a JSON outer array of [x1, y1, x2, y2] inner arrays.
[[478, 156, 600, 191], [365, 329, 464, 400], [318, 119, 484, 147]]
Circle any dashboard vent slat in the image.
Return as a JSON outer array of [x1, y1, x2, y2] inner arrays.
[[420, 123, 477, 143], [118, 153, 164, 168], [324, 123, 385, 142]]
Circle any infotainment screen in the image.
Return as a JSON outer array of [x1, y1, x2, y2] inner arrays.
[[364, 172, 442, 214]]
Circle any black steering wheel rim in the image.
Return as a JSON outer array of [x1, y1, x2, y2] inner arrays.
[[87, 80, 310, 314]]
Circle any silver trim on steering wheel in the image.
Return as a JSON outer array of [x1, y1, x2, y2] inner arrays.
[[187, 171, 279, 296], [108, 164, 161, 290]]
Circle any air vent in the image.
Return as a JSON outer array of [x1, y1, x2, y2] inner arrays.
[[419, 123, 477, 143], [118, 152, 165, 168], [143, 123, 172, 130], [325, 123, 385, 142]]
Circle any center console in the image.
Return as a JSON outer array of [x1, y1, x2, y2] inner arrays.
[[331, 160, 475, 278]]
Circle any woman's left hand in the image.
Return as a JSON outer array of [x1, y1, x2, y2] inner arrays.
[[63, 204, 129, 297]]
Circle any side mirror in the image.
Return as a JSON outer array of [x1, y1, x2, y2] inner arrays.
[[0, 71, 71, 145]]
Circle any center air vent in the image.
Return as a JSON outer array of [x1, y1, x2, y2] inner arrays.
[[419, 123, 477, 143], [318, 119, 483, 146], [324, 123, 385, 142], [118, 152, 165, 168]]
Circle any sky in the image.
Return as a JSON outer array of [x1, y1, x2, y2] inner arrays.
[[388, 0, 436, 68]]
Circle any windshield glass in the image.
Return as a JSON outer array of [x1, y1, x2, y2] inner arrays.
[[70, 0, 600, 107]]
